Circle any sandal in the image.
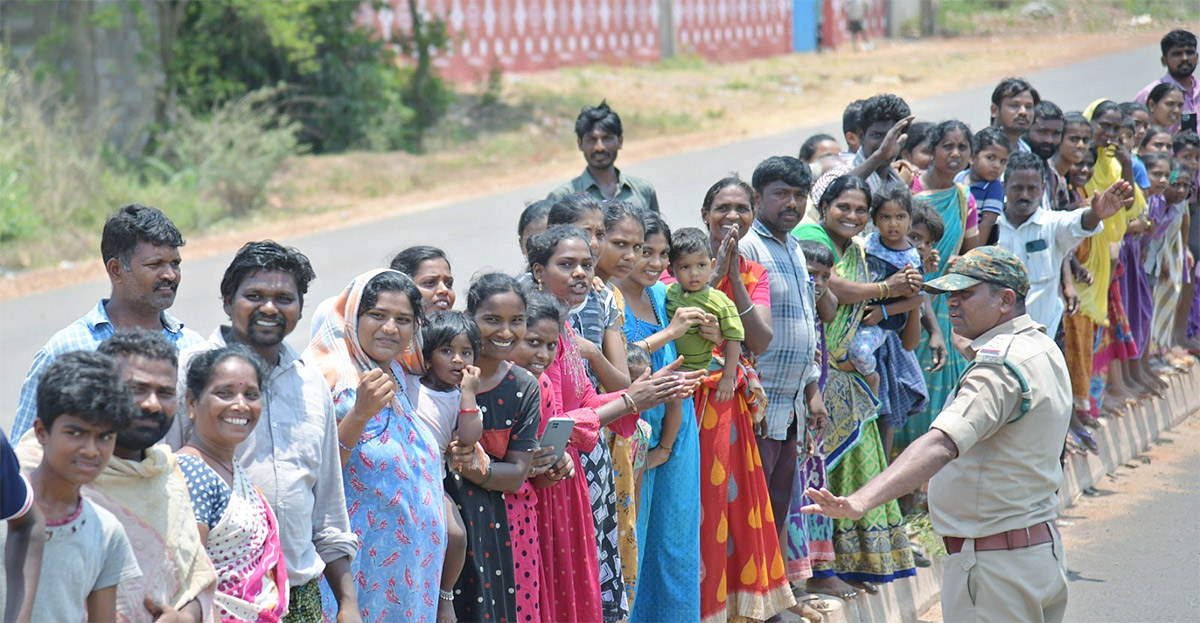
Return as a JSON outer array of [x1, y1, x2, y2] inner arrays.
[[1076, 429, 1100, 453], [809, 586, 859, 601]]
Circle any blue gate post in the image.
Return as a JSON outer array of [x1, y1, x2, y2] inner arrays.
[[793, 0, 818, 52]]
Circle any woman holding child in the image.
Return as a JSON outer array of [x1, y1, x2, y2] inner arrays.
[[796, 175, 917, 594], [612, 210, 703, 622], [692, 176, 795, 622], [304, 269, 445, 622]]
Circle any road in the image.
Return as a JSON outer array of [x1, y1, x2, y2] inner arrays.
[[1058, 414, 1200, 622], [0, 44, 1163, 433], [918, 412, 1200, 623]]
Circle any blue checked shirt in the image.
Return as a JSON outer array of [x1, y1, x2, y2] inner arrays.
[[739, 220, 822, 440], [10, 299, 204, 439]]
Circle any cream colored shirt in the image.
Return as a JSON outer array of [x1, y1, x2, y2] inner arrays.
[[928, 314, 1072, 538]]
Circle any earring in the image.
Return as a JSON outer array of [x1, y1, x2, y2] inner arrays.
[[537, 279, 544, 291]]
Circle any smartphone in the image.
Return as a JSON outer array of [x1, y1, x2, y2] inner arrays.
[[1183, 112, 1197, 134], [538, 417, 575, 465]]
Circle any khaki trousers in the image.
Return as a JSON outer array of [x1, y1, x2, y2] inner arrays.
[[941, 530, 1068, 622]]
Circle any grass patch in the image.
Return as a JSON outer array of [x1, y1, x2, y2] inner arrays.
[[939, 0, 1195, 36], [0, 56, 301, 270]]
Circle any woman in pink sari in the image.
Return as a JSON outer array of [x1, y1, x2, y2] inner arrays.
[[177, 345, 288, 623]]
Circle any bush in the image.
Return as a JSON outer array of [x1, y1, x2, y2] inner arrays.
[[151, 87, 303, 217], [168, 0, 436, 153], [0, 57, 301, 269]]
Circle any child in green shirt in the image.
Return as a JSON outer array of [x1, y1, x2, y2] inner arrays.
[[664, 227, 745, 403]]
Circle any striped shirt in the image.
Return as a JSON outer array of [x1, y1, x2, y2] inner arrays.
[[11, 300, 203, 439], [739, 220, 821, 440]]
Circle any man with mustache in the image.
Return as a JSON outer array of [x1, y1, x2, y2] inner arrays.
[[165, 241, 360, 623], [1135, 29, 1197, 133], [739, 156, 828, 603], [547, 100, 660, 213], [990, 77, 1041, 155], [11, 204, 203, 440], [15, 330, 217, 622], [992, 153, 1130, 337], [804, 246, 1074, 623]]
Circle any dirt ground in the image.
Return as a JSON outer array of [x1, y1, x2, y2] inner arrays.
[[0, 28, 1167, 301]]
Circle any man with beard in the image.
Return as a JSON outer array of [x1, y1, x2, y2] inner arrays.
[[15, 330, 217, 622], [1136, 29, 1197, 132], [992, 153, 1130, 337], [11, 205, 203, 440], [165, 241, 360, 623], [1024, 100, 1070, 211], [547, 100, 660, 213], [990, 77, 1041, 154]]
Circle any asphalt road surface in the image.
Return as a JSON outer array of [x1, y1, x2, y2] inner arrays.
[[0, 44, 1163, 433], [1058, 414, 1200, 622]]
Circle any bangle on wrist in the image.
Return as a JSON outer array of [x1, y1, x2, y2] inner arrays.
[[738, 303, 754, 316], [439, 589, 454, 601], [479, 464, 493, 487], [621, 391, 640, 414], [337, 438, 355, 453], [657, 443, 673, 455], [458, 407, 480, 415], [881, 306, 889, 320]]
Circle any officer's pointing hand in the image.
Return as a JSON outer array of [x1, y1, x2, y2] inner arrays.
[[800, 487, 866, 520]]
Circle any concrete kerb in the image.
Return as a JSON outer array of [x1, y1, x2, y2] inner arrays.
[[781, 365, 1200, 623]]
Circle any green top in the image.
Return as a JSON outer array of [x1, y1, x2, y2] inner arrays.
[[547, 167, 660, 213], [664, 283, 745, 371]]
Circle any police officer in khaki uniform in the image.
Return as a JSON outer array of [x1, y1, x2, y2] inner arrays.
[[802, 246, 1071, 622]]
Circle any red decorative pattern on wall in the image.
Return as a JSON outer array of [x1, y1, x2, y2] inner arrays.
[[357, 0, 795, 82], [675, 0, 793, 63]]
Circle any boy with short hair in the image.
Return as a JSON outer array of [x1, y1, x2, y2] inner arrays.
[[664, 227, 745, 403], [28, 351, 142, 623]]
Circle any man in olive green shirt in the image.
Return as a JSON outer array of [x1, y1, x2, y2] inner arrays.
[[802, 247, 1072, 623], [547, 100, 660, 213]]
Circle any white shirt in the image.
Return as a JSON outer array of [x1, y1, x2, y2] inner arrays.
[[996, 208, 1102, 336]]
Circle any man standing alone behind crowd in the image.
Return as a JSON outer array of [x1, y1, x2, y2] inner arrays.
[[548, 100, 660, 213]]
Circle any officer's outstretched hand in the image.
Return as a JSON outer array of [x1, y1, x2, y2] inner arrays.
[[801, 487, 866, 520]]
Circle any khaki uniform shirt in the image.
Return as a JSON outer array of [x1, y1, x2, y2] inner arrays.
[[928, 314, 1071, 538], [548, 166, 660, 213]]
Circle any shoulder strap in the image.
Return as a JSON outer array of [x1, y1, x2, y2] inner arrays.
[[957, 334, 1032, 419]]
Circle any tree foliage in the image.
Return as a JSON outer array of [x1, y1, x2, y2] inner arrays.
[[168, 0, 447, 153]]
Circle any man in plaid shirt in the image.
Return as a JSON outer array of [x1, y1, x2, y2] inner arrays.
[[10, 204, 203, 439], [739, 156, 829, 538]]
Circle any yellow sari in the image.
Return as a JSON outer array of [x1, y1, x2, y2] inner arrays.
[[1077, 99, 1147, 324]]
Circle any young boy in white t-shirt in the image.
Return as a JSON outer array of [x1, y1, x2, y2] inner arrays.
[[27, 352, 142, 622]]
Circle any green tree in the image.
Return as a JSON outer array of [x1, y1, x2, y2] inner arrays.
[[168, 0, 440, 153]]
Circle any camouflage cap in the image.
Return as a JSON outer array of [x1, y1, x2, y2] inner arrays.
[[923, 246, 1030, 297]]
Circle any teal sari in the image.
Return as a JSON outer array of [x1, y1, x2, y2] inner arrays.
[[896, 184, 971, 446]]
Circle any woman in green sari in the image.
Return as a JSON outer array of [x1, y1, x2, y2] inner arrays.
[[796, 175, 917, 596], [896, 120, 979, 447]]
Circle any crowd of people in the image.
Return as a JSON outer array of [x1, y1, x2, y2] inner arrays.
[[2, 27, 1197, 623]]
